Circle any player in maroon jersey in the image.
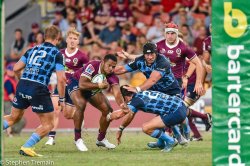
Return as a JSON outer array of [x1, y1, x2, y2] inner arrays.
[[45, 28, 89, 146], [66, 54, 126, 151], [202, 24, 212, 74]]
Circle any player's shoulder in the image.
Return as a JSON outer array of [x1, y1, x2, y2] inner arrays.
[[156, 39, 165, 46]]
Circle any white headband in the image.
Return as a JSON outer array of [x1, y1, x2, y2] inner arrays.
[[165, 28, 178, 33]]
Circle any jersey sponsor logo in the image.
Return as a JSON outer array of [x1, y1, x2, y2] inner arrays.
[[73, 58, 78, 66], [167, 50, 174, 54], [13, 97, 17, 104], [65, 58, 71, 62], [159, 48, 166, 54], [85, 64, 95, 75], [19, 92, 32, 100], [32, 105, 44, 110], [176, 48, 181, 57]]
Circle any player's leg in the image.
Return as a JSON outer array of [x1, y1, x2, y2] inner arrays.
[[70, 89, 88, 151], [20, 92, 54, 157], [89, 92, 115, 149], [142, 116, 177, 152], [3, 107, 25, 130], [45, 95, 60, 145]]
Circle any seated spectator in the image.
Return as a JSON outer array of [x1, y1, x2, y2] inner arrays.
[[111, 0, 133, 27], [146, 16, 164, 43], [97, 17, 122, 48], [51, 11, 68, 37], [27, 23, 43, 46], [172, 7, 195, 27], [192, 25, 207, 56], [94, 0, 111, 31], [10, 28, 27, 62], [64, 7, 82, 37], [28, 32, 45, 49], [120, 23, 137, 48]]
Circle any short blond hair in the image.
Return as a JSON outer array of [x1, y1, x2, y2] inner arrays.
[[66, 28, 81, 38], [44, 25, 60, 40]]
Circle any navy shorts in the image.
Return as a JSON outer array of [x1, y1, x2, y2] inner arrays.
[[160, 103, 187, 127], [12, 80, 54, 113], [67, 77, 99, 100], [52, 86, 73, 105], [186, 83, 199, 101]]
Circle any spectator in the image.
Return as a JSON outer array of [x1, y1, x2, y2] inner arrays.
[[111, 0, 133, 27], [4, 64, 26, 136], [94, 0, 112, 31], [193, 25, 207, 56], [65, 7, 82, 36], [51, 11, 68, 37], [146, 16, 164, 43], [27, 23, 43, 46], [97, 17, 122, 47], [10, 28, 27, 62], [172, 7, 195, 27]]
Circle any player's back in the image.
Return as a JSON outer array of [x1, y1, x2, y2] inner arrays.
[[134, 90, 184, 115], [21, 42, 62, 86]]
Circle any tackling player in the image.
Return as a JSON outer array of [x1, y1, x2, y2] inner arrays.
[[108, 85, 188, 152]]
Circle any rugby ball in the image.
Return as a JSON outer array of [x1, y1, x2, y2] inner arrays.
[[91, 74, 106, 93]]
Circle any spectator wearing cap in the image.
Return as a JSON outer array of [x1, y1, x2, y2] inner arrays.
[[50, 10, 68, 37], [10, 28, 27, 62], [4, 64, 26, 136], [27, 23, 43, 46]]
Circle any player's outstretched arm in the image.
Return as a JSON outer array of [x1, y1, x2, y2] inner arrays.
[[56, 70, 66, 110], [117, 50, 138, 61], [116, 111, 135, 145]]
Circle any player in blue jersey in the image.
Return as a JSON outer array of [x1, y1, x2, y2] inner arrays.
[[115, 42, 189, 145], [108, 85, 188, 152], [3, 25, 66, 157], [115, 42, 180, 96]]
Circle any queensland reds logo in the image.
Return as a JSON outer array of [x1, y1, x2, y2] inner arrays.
[[73, 58, 78, 66], [176, 48, 181, 57]]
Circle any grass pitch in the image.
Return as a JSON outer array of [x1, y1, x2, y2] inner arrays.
[[3, 131, 211, 166]]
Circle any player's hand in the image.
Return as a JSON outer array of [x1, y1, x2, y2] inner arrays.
[[98, 81, 109, 89], [123, 86, 137, 93], [60, 101, 66, 112], [116, 131, 123, 145], [120, 103, 128, 110], [205, 64, 212, 73], [194, 82, 205, 96], [117, 50, 128, 59]]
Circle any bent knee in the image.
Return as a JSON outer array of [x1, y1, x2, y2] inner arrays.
[[142, 123, 150, 134]]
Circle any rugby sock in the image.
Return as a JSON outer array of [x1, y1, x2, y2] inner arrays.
[[23, 133, 41, 148], [190, 109, 207, 119], [182, 117, 191, 135], [48, 131, 56, 138], [74, 129, 81, 141], [97, 130, 106, 141], [188, 117, 202, 138], [150, 129, 174, 144], [171, 125, 181, 138], [3, 120, 9, 130]]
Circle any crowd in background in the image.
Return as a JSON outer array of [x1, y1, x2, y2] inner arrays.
[[3, 0, 212, 135]]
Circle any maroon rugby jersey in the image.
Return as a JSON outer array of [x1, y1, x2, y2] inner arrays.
[[61, 48, 89, 80], [74, 60, 119, 86], [203, 36, 211, 54], [156, 39, 196, 79]]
